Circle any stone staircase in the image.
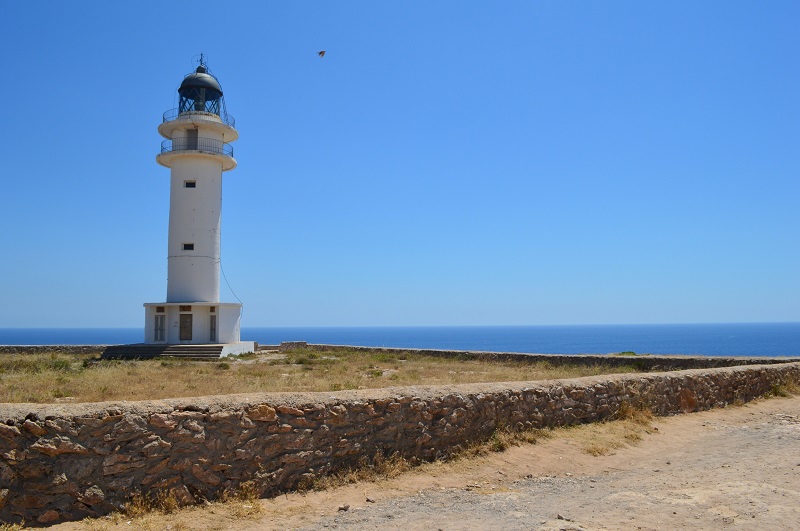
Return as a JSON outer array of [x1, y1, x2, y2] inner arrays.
[[101, 344, 225, 360]]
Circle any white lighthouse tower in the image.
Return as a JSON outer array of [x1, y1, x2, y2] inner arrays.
[[142, 59, 253, 356]]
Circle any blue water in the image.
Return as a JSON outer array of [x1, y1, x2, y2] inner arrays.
[[1, 323, 798, 357]]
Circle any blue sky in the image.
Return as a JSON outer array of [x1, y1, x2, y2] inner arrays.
[[1, 1, 798, 327]]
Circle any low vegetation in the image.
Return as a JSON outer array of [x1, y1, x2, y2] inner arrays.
[[560, 402, 657, 456], [766, 378, 800, 398], [0, 348, 641, 404], [75, 482, 262, 531], [124, 481, 262, 519]]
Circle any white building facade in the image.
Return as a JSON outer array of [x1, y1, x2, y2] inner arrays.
[[143, 62, 253, 356]]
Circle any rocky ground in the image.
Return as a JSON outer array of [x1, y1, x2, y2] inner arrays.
[[53, 395, 800, 530]]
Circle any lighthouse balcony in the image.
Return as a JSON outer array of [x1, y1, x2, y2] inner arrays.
[[157, 138, 237, 170], [160, 137, 233, 156], [162, 108, 236, 128], [159, 109, 238, 143]]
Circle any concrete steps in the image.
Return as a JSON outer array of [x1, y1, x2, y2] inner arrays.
[[102, 344, 225, 360]]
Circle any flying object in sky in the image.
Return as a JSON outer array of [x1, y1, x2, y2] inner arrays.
[[318, 50, 326, 58]]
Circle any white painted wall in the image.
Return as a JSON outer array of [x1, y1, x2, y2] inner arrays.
[[166, 157, 223, 302], [217, 304, 242, 344]]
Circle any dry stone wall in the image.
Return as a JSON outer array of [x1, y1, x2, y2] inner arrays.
[[0, 346, 107, 355], [301, 344, 800, 371], [1, 362, 799, 525]]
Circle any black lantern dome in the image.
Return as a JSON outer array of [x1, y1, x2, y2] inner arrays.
[[178, 64, 225, 116]]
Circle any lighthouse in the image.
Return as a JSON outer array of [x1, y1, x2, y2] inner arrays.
[[141, 59, 254, 356]]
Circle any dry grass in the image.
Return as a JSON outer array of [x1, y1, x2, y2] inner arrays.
[[766, 376, 800, 398], [557, 403, 657, 456], [0, 348, 640, 404], [82, 482, 265, 531], [308, 425, 552, 492], [124, 491, 181, 519], [83, 512, 193, 531], [485, 425, 551, 452], [218, 481, 264, 519], [308, 451, 414, 491]]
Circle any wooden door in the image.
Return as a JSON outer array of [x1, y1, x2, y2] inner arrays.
[[179, 314, 193, 341]]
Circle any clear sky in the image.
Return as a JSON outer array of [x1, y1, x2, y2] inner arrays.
[[1, 2, 798, 328]]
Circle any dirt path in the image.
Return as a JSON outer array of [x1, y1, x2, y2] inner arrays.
[[55, 395, 800, 530]]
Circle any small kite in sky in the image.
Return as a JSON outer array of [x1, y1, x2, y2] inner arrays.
[[318, 50, 326, 58]]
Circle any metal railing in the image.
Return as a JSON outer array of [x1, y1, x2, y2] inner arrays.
[[160, 138, 234, 157], [162, 108, 236, 128]]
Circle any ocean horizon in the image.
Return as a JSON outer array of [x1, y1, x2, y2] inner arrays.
[[1, 323, 798, 357]]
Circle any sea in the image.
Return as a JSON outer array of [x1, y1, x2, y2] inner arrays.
[[1, 323, 798, 357]]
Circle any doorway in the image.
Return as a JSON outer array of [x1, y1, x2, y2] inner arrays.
[[186, 129, 198, 150], [179, 313, 193, 341], [154, 315, 165, 342]]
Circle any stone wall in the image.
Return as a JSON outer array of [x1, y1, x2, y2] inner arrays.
[[6, 343, 799, 371], [302, 344, 800, 371], [1, 362, 798, 525], [0, 346, 107, 355]]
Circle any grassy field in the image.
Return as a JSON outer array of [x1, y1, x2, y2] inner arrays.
[[0, 348, 641, 404]]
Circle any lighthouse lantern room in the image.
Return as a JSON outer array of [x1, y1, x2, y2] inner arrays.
[[142, 58, 253, 356]]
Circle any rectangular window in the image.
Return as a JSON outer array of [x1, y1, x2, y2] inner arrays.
[[183, 243, 194, 251], [154, 315, 165, 342], [210, 306, 216, 313], [210, 315, 217, 342], [184, 180, 196, 188], [156, 306, 165, 313], [179, 305, 192, 312]]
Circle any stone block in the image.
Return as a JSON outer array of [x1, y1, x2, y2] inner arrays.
[[78, 485, 105, 506], [22, 420, 47, 437], [276, 405, 305, 416], [191, 463, 222, 486], [37, 509, 61, 524], [0, 424, 22, 440], [102, 453, 147, 476], [247, 404, 277, 422], [45, 419, 78, 436], [31, 436, 90, 456], [148, 414, 177, 430]]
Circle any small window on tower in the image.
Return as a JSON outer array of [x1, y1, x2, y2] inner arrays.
[[179, 305, 192, 312], [184, 180, 196, 188], [183, 243, 194, 251], [156, 306, 165, 313], [210, 306, 216, 313]]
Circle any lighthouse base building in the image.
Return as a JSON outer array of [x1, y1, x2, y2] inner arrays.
[[142, 303, 253, 356]]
